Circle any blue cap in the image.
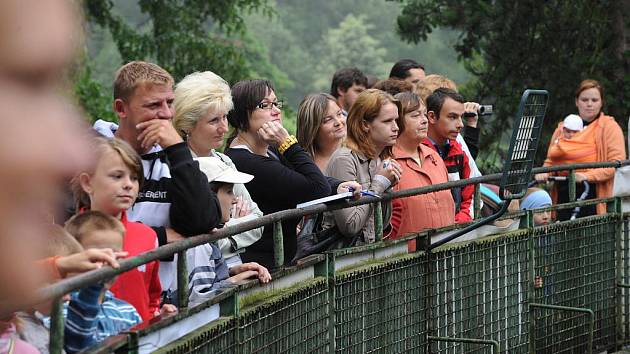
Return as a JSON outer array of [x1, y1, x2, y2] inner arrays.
[[520, 189, 552, 210]]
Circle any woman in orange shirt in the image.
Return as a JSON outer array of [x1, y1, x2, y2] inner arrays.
[[389, 92, 455, 251], [536, 79, 626, 219]]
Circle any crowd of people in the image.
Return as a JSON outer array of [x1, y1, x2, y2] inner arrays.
[[0, 1, 627, 352]]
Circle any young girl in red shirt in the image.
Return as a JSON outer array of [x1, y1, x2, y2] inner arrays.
[[73, 137, 175, 321]]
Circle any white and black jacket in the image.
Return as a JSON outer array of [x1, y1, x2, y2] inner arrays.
[[93, 120, 221, 245]]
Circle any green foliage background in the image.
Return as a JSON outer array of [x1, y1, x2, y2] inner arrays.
[[77, 0, 469, 132], [395, 0, 630, 171], [76, 0, 628, 172]]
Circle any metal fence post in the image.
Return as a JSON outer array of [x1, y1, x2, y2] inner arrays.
[[526, 210, 536, 354], [612, 197, 624, 349], [568, 169, 576, 202], [474, 183, 481, 219], [273, 220, 284, 268], [422, 231, 434, 352], [49, 297, 64, 354], [374, 202, 383, 242], [177, 250, 189, 309]]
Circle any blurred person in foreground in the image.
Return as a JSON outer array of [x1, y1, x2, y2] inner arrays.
[[0, 0, 94, 306]]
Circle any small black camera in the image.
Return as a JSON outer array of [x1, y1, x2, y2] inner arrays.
[[463, 104, 493, 118]]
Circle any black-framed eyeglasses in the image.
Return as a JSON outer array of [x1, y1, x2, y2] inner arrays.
[[256, 100, 284, 110]]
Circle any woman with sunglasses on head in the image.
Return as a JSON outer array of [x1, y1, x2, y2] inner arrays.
[[296, 93, 346, 172], [225, 80, 359, 268]]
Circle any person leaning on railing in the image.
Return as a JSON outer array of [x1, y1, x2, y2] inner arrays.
[[225, 80, 359, 268], [388, 92, 455, 251], [322, 89, 403, 246], [15, 225, 126, 354], [535, 79, 626, 219], [172, 71, 263, 267], [296, 93, 346, 172]]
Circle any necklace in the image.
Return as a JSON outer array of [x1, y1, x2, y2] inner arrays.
[[234, 134, 267, 156]]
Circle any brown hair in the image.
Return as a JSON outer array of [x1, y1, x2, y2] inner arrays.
[[575, 79, 605, 106], [227, 79, 275, 144], [372, 78, 413, 96], [65, 211, 125, 247], [296, 93, 338, 157], [43, 224, 84, 258], [346, 89, 401, 159], [393, 92, 423, 135], [114, 61, 174, 101], [72, 137, 144, 211], [415, 74, 457, 101]]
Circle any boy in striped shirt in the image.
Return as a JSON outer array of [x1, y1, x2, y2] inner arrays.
[[64, 211, 142, 353]]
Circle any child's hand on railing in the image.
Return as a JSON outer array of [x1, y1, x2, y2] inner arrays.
[[156, 304, 177, 317], [56, 249, 128, 278], [228, 262, 272, 284]]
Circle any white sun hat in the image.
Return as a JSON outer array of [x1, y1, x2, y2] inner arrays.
[[195, 156, 253, 184], [563, 114, 583, 131]]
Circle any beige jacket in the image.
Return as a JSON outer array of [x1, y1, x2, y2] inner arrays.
[[323, 147, 392, 245]]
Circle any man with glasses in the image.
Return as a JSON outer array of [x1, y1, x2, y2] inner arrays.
[[93, 61, 222, 251]]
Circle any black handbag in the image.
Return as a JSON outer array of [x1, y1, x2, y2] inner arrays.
[[291, 213, 362, 264]]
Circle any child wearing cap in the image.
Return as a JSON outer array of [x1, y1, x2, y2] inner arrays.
[[560, 114, 583, 141], [520, 188, 553, 226], [178, 157, 271, 308]]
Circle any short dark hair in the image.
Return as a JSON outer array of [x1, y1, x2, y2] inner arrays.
[[372, 78, 414, 96], [426, 88, 464, 119], [208, 181, 230, 194], [227, 79, 275, 134], [389, 59, 425, 80], [330, 67, 368, 98]]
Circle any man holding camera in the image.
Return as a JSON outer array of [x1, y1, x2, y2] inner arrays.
[[423, 88, 475, 223]]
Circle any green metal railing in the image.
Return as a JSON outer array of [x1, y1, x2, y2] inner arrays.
[[3, 161, 630, 353]]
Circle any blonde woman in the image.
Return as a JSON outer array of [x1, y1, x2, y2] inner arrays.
[[173, 71, 263, 265]]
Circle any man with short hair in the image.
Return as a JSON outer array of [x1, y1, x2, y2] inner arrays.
[[389, 59, 426, 89], [93, 61, 221, 247], [422, 88, 473, 223], [330, 67, 368, 115]]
